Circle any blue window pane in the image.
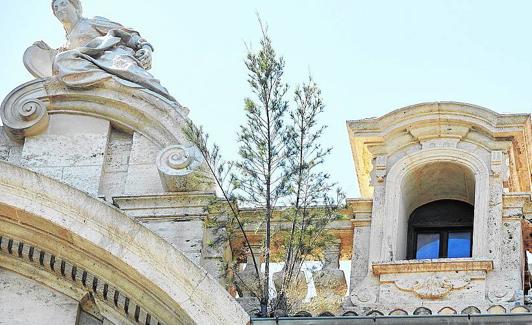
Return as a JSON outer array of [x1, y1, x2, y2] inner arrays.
[[416, 233, 440, 259], [447, 232, 472, 258]]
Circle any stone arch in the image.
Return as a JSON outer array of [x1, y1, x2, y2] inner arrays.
[[413, 307, 432, 315], [461, 306, 481, 314], [366, 310, 384, 316], [389, 309, 408, 315], [438, 307, 457, 315], [510, 306, 530, 313], [0, 161, 248, 325], [381, 148, 490, 261], [487, 305, 506, 314]]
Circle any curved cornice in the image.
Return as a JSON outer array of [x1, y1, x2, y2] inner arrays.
[[0, 160, 249, 325], [1, 77, 188, 146], [0, 77, 212, 191], [347, 101, 530, 138], [347, 102, 531, 197]]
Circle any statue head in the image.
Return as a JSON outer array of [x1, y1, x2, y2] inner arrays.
[[51, 0, 82, 25]]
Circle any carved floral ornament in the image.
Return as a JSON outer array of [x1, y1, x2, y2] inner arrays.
[[394, 275, 471, 299]]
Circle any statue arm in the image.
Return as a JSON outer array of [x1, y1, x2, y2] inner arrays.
[[105, 28, 154, 70]]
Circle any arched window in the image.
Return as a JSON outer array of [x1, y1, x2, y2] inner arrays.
[[407, 200, 473, 260]]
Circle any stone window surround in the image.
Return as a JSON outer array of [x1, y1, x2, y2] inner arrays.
[[373, 147, 491, 263]]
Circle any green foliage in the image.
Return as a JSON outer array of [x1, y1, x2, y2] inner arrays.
[[183, 19, 345, 317]]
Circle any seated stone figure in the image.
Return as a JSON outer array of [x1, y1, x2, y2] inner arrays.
[[24, 0, 175, 102]]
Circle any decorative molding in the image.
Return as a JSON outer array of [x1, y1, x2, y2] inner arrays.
[[112, 192, 215, 219], [0, 161, 249, 325], [347, 101, 531, 199], [372, 156, 387, 184], [0, 79, 49, 141], [1, 78, 214, 191], [394, 275, 470, 299], [352, 219, 372, 227], [382, 148, 491, 260], [419, 137, 461, 150], [372, 259, 493, 275], [157, 145, 212, 192], [488, 283, 516, 303], [490, 150, 505, 178], [0, 235, 160, 325]]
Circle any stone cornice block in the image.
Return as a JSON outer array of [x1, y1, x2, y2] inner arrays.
[[112, 192, 216, 219], [372, 258, 494, 275]]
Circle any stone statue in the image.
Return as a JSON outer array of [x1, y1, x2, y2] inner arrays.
[[23, 0, 175, 102]]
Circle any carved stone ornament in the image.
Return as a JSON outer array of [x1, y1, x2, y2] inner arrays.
[[395, 276, 470, 299], [490, 150, 508, 180], [350, 278, 378, 304], [157, 145, 202, 177], [25, 0, 175, 102], [157, 145, 212, 192], [488, 283, 515, 303], [352, 288, 377, 304], [0, 79, 49, 141], [371, 156, 387, 184]]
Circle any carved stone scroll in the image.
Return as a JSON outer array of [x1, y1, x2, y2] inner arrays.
[[0, 79, 49, 141], [157, 145, 213, 192]]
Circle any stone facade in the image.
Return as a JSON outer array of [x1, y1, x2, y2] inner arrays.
[[0, 54, 247, 325], [1, 3, 531, 324], [343, 102, 532, 316]]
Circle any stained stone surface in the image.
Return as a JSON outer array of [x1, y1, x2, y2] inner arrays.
[[20, 114, 110, 196], [142, 219, 204, 264], [0, 127, 22, 164], [0, 268, 79, 325], [125, 132, 164, 194], [99, 129, 133, 199], [78, 311, 104, 325]]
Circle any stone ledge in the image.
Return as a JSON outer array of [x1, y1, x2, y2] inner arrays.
[[372, 258, 494, 275], [112, 192, 216, 219]]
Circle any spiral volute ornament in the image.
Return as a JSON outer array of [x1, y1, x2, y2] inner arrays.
[[0, 79, 49, 141], [157, 145, 202, 176]]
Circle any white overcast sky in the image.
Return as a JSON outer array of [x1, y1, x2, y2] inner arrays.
[[2, 1, 532, 197]]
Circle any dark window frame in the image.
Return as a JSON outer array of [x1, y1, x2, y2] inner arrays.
[[412, 226, 473, 259], [406, 200, 474, 260]]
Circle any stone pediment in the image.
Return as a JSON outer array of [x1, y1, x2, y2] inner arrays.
[[1, 77, 211, 192], [346, 102, 531, 197], [1, 77, 187, 145]]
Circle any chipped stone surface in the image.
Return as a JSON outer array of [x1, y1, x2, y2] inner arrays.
[[19, 114, 110, 195], [0, 127, 23, 164], [142, 219, 204, 264]]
